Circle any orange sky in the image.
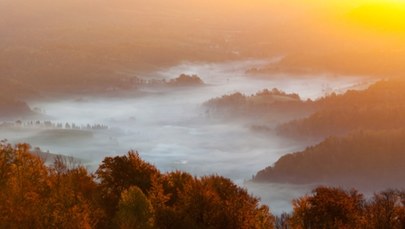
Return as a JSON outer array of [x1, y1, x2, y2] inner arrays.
[[1, 0, 405, 77]]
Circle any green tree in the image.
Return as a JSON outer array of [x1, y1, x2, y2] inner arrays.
[[114, 186, 155, 229]]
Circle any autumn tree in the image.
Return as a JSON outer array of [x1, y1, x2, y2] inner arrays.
[[179, 175, 275, 229], [150, 171, 195, 229], [0, 143, 50, 228], [96, 151, 160, 225], [0, 143, 102, 228], [149, 172, 275, 229], [364, 190, 405, 229], [289, 186, 364, 229], [1, 143, 273, 228], [44, 156, 103, 228]]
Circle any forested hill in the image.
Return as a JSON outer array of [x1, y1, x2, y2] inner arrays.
[[277, 80, 405, 139], [204, 88, 317, 122], [254, 80, 405, 189], [203, 80, 405, 128], [254, 129, 405, 189]]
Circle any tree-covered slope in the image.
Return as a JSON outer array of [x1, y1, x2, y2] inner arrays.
[[277, 80, 405, 139], [254, 129, 405, 188]]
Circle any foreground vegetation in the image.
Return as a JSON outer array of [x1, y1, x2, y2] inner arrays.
[[1, 142, 404, 228], [0, 142, 273, 229], [277, 186, 405, 229]]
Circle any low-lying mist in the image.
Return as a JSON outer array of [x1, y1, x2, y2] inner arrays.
[[0, 60, 371, 213]]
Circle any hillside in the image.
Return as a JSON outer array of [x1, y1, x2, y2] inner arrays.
[[254, 129, 405, 189], [253, 80, 405, 189], [277, 80, 405, 139]]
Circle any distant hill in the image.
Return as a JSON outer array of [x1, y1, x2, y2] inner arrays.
[[204, 88, 316, 123], [141, 74, 205, 88], [253, 80, 405, 189], [254, 129, 405, 189], [167, 74, 204, 87], [277, 80, 405, 140]]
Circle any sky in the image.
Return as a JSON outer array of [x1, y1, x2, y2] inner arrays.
[[1, 0, 405, 88]]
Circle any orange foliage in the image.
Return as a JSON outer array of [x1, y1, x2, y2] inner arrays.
[[0, 144, 274, 228]]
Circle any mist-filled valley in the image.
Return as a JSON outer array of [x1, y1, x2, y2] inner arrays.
[[1, 60, 373, 213], [2, 0, 405, 227]]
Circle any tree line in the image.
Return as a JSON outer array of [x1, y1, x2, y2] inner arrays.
[[0, 142, 273, 229], [203, 88, 316, 122], [276, 186, 405, 229], [0, 120, 108, 130], [129, 74, 205, 90], [2, 142, 404, 228]]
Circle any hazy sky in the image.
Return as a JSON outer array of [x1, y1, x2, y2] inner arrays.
[[2, 0, 405, 84]]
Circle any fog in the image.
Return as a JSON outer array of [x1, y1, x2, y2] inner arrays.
[[0, 60, 372, 214]]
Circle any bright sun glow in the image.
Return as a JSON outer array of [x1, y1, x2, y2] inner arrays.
[[348, 1, 405, 32]]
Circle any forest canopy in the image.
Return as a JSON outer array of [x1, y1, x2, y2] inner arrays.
[[0, 142, 274, 229], [1, 142, 404, 228]]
